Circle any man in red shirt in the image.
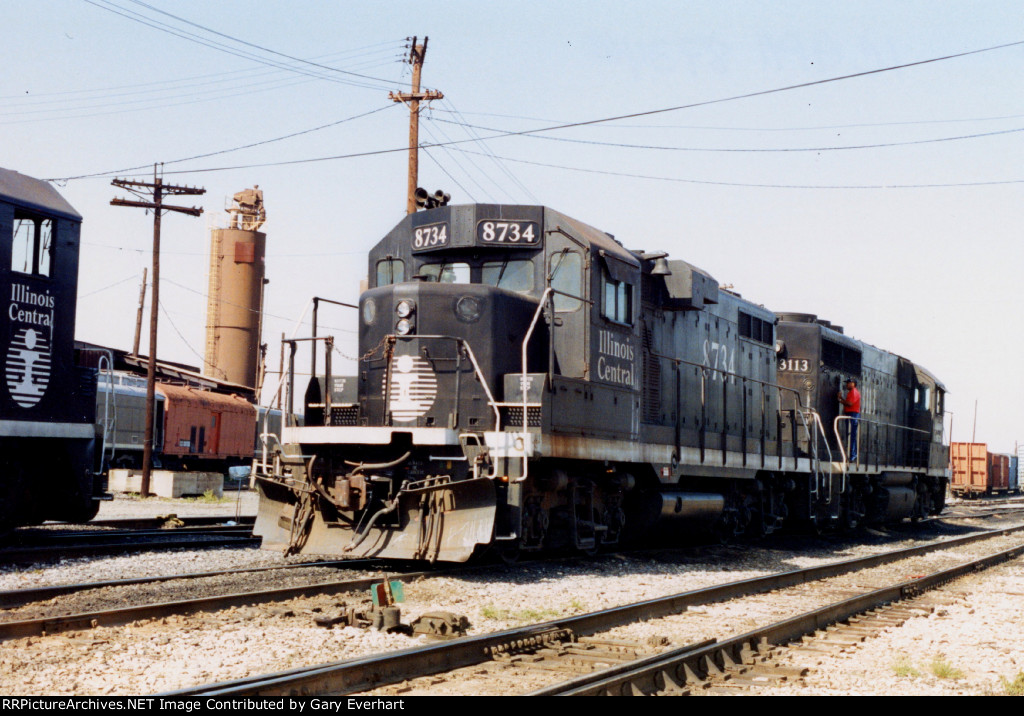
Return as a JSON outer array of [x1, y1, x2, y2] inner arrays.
[[839, 378, 861, 462]]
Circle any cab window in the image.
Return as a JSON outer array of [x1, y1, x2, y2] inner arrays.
[[420, 261, 470, 284], [601, 269, 632, 324], [914, 386, 931, 411], [481, 259, 533, 293], [12, 212, 53, 277], [375, 258, 404, 286], [549, 250, 582, 312]]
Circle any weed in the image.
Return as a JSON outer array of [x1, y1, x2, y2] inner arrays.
[[182, 490, 230, 503], [480, 605, 559, 623], [892, 655, 921, 678], [480, 605, 509, 620], [929, 654, 964, 680], [1000, 672, 1024, 696]]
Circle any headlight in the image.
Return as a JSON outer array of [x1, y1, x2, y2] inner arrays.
[[362, 298, 376, 325], [396, 300, 415, 318], [455, 296, 482, 323], [396, 318, 413, 335]]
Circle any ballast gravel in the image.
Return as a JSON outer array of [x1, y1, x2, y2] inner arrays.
[[1, 493, 1023, 695]]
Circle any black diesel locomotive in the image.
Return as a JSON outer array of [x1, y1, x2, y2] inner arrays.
[[254, 204, 949, 561], [0, 169, 101, 529]]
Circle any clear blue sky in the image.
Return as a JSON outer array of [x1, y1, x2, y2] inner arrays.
[[5, 1, 1023, 451]]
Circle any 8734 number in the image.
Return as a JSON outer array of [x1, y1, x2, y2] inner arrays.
[[412, 222, 449, 250], [477, 220, 539, 244]]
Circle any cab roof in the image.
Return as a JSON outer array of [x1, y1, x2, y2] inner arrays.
[[0, 168, 81, 222]]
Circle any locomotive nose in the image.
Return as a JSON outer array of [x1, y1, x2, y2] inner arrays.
[[358, 282, 545, 431]]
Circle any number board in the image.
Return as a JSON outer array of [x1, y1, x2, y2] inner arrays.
[[411, 222, 449, 251], [778, 358, 811, 373], [476, 220, 540, 246]]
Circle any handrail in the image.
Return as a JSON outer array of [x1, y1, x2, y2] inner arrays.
[[94, 351, 116, 474], [649, 349, 810, 468], [833, 414, 931, 469], [799, 408, 836, 501], [520, 284, 552, 444], [385, 334, 502, 428]]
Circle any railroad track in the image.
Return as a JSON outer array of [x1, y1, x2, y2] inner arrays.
[[0, 527, 259, 565], [531, 553, 1009, 696], [0, 557, 373, 609], [68, 515, 257, 530], [157, 524, 1024, 697], [0, 566, 438, 641]]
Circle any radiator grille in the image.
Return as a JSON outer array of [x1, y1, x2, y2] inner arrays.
[[503, 406, 542, 428], [330, 406, 360, 426]]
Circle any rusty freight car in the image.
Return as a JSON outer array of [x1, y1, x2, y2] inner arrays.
[[951, 442, 1010, 497]]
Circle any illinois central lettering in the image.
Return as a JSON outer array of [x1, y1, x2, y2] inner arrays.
[[597, 329, 637, 388], [9, 284, 54, 328], [6, 284, 56, 408]]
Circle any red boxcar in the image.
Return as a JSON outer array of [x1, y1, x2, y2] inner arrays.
[[155, 384, 256, 470], [989, 452, 1010, 493]]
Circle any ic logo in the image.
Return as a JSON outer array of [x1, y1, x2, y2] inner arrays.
[[386, 353, 437, 422], [6, 327, 51, 408]]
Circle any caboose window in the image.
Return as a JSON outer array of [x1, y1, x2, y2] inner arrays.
[[375, 258, 404, 286], [420, 261, 470, 284], [601, 270, 633, 325], [12, 212, 53, 277], [481, 259, 533, 293]]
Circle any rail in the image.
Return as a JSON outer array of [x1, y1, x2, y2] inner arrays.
[[94, 350, 116, 475], [833, 414, 932, 469], [369, 334, 502, 429], [800, 408, 837, 502]]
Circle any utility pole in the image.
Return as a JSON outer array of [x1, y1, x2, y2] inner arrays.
[[111, 166, 205, 496], [390, 36, 443, 214], [132, 267, 147, 356]]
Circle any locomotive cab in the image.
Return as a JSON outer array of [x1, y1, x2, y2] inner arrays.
[[0, 169, 101, 528]]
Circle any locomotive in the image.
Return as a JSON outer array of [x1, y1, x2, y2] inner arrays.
[[253, 203, 949, 561], [0, 168, 102, 530]]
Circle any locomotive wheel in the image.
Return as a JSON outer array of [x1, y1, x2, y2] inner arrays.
[[496, 540, 521, 565]]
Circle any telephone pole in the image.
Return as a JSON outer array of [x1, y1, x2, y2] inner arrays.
[[111, 166, 205, 496], [390, 36, 443, 214], [132, 267, 147, 356]]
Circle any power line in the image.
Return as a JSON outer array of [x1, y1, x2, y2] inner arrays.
[[449, 146, 1024, 190], [0, 42, 405, 104], [158, 299, 205, 363], [427, 107, 1024, 133], [162, 278, 356, 334], [420, 146, 481, 203], [79, 274, 141, 297], [49, 105, 397, 182], [122, 0, 404, 87], [0, 59, 404, 124], [81, 0, 399, 91], [57, 38, 1024, 181], [429, 116, 1024, 153], [419, 123, 495, 203], [436, 100, 541, 203]]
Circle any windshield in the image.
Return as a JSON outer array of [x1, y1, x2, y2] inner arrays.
[[419, 262, 470, 283], [481, 259, 533, 292]]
